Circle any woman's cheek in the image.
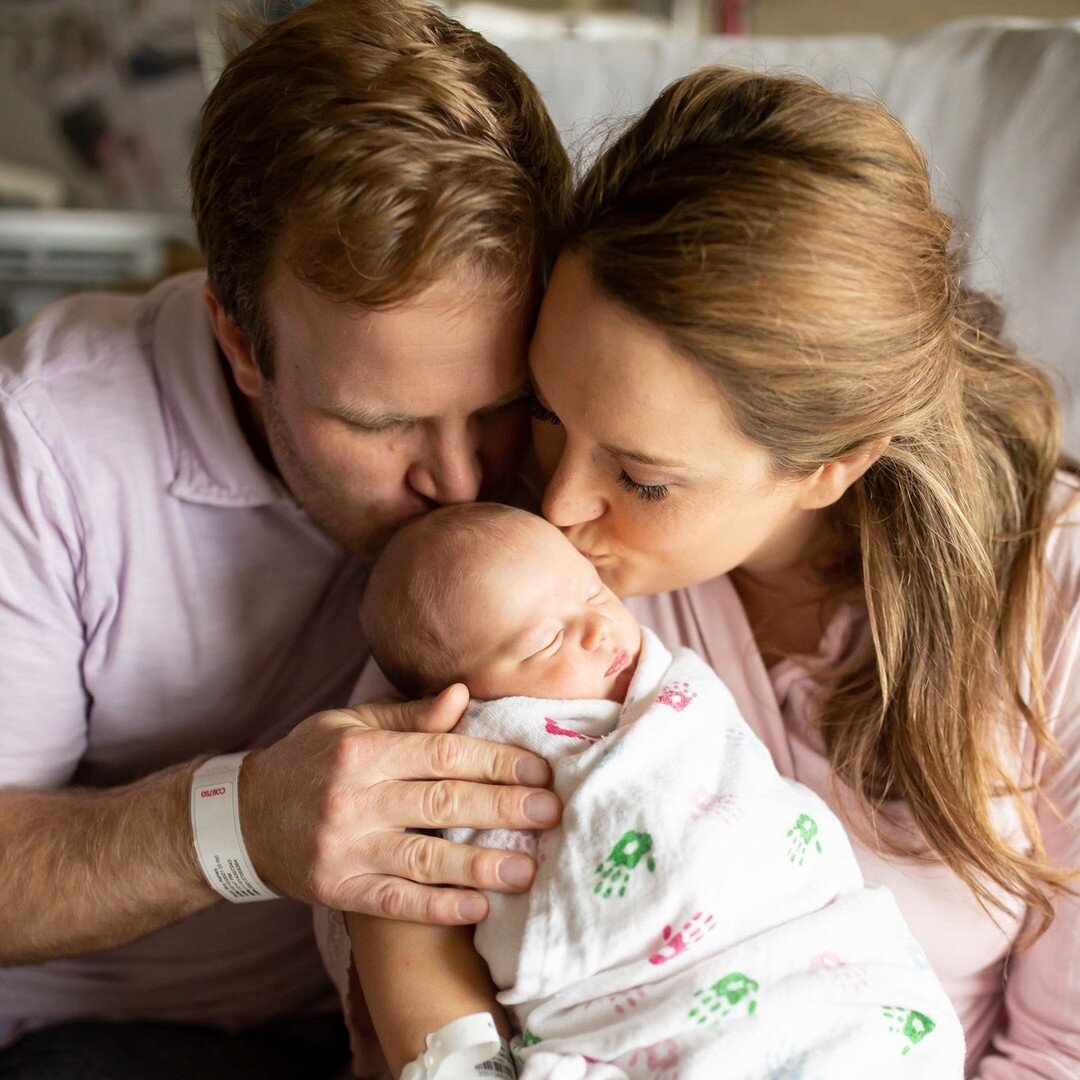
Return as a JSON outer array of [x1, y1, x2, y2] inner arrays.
[[610, 499, 676, 557]]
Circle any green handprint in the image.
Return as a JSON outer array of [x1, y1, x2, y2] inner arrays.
[[594, 829, 656, 898], [786, 813, 822, 865], [882, 1006, 935, 1055], [511, 1029, 542, 1068], [689, 972, 759, 1025]]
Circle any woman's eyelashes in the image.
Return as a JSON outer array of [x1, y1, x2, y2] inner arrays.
[[526, 380, 666, 500], [527, 388, 561, 426], [617, 469, 669, 502]]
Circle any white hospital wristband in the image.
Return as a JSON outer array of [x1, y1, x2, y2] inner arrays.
[[190, 753, 281, 903], [400, 1013, 515, 1080]]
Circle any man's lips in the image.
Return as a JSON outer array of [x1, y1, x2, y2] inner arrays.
[[605, 649, 630, 678]]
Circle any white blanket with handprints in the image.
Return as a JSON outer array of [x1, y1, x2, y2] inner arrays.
[[447, 628, 964, 1079]]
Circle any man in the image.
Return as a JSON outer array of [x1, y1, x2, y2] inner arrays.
[[0, 1, 569, 1074]]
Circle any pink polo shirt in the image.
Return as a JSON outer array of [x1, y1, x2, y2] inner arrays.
[[628, 474, 1080, 1078], [0, 272, 368, 1046]]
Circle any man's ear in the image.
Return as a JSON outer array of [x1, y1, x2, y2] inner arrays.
[[202, 281, 264, 399], [794, 437, 891, 511]]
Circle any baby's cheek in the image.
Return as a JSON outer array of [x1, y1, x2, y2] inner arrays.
[[544, 655, 607, 700]]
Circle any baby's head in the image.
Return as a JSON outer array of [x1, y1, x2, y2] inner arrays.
[[362, 504, 642, 702]]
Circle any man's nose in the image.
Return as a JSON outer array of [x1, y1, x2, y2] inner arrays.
[[541, 444, 604, 528], [406, 425, 482, 506]]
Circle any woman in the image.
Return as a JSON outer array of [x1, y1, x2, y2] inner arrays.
[[527, 67, 1079, 1075], [337, 67, 1079, 1078]]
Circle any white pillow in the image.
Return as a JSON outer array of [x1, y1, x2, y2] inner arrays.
[[500, 19, 1080, 452]]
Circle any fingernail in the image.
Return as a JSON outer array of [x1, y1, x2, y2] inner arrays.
[[498, 856, 534, 888], [458, 895, 487, 922], [516, 757, 551, 787], [524, 791, 560, 825]]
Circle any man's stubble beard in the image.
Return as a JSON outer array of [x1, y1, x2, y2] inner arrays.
[[260, 387, 403, 562]]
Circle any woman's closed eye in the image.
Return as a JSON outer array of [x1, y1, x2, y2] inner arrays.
[[617, 469, 669, 502]]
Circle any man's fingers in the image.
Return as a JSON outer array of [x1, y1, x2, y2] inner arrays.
[[341, 874, 490, 925], [375, 832, 537, 893], [374, 729, 551, 789], [413, 683, 471, 733], [373, 779, 562, 831], [349, 684, 469, 734]]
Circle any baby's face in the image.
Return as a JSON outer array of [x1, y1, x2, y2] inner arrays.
[[448, 515, 642, 702]]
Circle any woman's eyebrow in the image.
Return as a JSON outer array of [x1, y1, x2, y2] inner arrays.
[[600, 441, 690, 469]]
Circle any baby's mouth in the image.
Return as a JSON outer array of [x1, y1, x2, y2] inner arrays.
[[605, 649, 630, 678]]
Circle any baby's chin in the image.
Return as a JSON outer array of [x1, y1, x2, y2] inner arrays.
[[609, 655, 639, 703]]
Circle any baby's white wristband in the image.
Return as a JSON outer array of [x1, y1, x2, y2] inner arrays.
[[190, 752, 280, 903], [401, 1013, 516, 1080]]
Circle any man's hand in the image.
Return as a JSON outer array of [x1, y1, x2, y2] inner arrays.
[[239, 684, 560, 923]]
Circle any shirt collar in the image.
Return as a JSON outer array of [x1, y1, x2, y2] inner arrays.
[[140, 271, 289, 508]]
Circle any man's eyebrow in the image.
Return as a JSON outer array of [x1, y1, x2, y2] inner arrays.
[[333, 401, 416, 426], [331, 382, 530, 427]]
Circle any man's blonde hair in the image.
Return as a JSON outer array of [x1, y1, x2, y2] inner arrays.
[[190, 0, 569, 375]]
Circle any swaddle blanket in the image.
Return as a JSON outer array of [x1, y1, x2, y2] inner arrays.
[[448, 628, 964, 1079]]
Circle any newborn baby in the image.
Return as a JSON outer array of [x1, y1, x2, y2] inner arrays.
[[352, 503, 964, 1079]]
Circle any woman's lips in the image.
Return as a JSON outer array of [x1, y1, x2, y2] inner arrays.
[[605, 649, 630, 678]]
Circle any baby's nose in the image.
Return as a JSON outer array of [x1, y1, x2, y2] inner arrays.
[[582, 614, 609, 651]]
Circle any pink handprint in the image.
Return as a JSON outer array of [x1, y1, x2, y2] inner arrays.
[[810, 951, 869, 991], [689, 788, 742, 824], [611, 985, 646, 1014], [624, 1038, 680, 1079], [582, 985, 648, 1014], [501, 829, 540, 855], [648, 912, 717, 965], [545, 717, 598, 743], [657, 681, 696, 712]]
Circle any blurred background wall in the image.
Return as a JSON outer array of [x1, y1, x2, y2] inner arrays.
[[752, 0, 1077, 34], [0, 0, 1076, 332]]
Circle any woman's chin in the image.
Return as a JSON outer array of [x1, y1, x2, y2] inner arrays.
[[605, 562, 723, 599], [600, 563, 660, 599]]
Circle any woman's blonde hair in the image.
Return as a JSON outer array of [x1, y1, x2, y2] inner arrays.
[[567, 66, 1077, 934], [190, 0, 569, 376]]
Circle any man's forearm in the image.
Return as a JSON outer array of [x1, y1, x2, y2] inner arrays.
[[0, 758, 219, 966]]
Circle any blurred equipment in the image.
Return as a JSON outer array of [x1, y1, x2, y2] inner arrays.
[[0, 209, 191, 334], [0, 159, 65, 209]]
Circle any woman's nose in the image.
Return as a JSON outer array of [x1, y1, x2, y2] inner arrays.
[[541, 444, 604, 528]]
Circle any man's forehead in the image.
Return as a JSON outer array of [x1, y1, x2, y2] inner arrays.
[[268, 266, 532, 410], [268, 261, 531, 345]]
